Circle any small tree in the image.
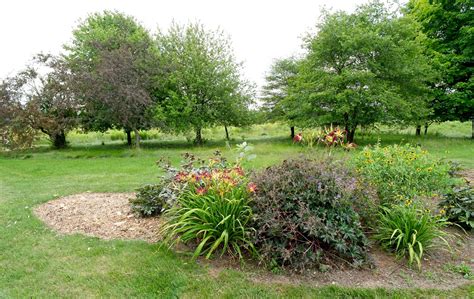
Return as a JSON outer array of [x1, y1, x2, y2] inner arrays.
[[261, 57, 300, 138], [291, 1, 434, 143], [0, 76, 37, 150], [66, 11, 157, 146], [156, 22, 254, 145]]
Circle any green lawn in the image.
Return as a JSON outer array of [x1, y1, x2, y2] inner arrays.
[[1, 124, 473, 297]]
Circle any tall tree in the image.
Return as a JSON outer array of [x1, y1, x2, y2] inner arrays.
[[291, 1, 434, 142], [156, 22, 254, 145], [66, 11, 157, 146], [261, 57, 299, 138], [407, 0, 474, 138]]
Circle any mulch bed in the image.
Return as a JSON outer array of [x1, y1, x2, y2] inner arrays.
[[34, 192, 162, 243]]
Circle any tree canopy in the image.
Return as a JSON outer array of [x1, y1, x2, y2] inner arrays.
[[407, 0, 473, 136], [156, 22, 254, 144], [289, 1, 434, 142], [66, 11, 158, 146]]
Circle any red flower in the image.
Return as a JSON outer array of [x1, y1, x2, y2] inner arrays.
[[247, 182, 257, 193], [195, 186, 207, 195], [233, 166, 245, 176], [175, 171, 188, 182], [293, 133, 303, 143]]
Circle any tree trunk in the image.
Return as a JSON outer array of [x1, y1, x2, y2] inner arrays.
[[224, 125, 230, 141], [133, 128, 140, 148], [347, 128, 356, 143], [126, 130, 132, 146], [290, 126, 295, 139], [472, 117, 474, 139], [51, 131, 67, 149], [424, 123, 429, 135], [415, 125, 421, 136], [195, 127, 203, 145]]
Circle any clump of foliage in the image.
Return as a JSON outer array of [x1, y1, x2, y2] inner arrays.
[[161, 143, 257, 259], [130, 184, 171, 217], [250, 158, 374, 271], [439, 185, 474, 229], [373, 203, 449, 270], [298, 126, 357, 150], [354, 144, 457, 205]]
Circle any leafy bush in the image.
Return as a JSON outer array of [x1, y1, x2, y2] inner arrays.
[[161, 143, 257, 259], [130, 184, 172, 216], [373, 204, 449, 269], [439, 185, 474, 229], [354, 144, 458, 205], [250, 158, 373, 271]]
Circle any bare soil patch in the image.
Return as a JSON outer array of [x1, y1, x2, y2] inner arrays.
[[35, 192, 162, 243]]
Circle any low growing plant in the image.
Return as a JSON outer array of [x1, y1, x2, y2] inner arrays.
[[354, 144, 458, 205], [373, 203, 449, 270], [250, 158, 374, 272], [439, 185, 474, 229], [130, 184, 175, 217]]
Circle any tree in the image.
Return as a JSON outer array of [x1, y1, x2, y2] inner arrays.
[[156, 22, 254, 145], [66, 11, 157, 146], [0, 75, 37, 149], [290, 1, 434, 143], [407, 0, 474, 138], [22, 54, 79, 148], [261, 57, 299, 138]]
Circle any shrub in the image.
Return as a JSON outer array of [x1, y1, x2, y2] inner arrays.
[[373, 203, 449, 269], [439, 185, 474, 229], [250, 158, 372, 271], [354, 144, 458, 205], [130, 184, 173, 216]]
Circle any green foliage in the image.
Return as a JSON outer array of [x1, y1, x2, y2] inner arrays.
[[374, 204, 449, 269], [354, 144, 457, 205], [439, 185, 474, 229], [407, 0, 473, 125], [155, 22, 254, 144], [261, 57, 299, 123], [130, 184, 169, 217], [161, 165, 256, 260], [250, 158, 371, 271], [291, 1, 434, 142]]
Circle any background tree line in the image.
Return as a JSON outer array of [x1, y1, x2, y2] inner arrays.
[[262, 0, 473, 141], [0, 11, 254, 149], [1, 0, 472, 150]]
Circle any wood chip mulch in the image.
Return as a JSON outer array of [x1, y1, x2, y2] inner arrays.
[[34, 192, 162, 243]]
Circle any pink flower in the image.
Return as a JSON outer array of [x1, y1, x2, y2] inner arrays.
[[195, 186, 207, 195], [247, 182, 257, 193], [293, 133, 303, 143]]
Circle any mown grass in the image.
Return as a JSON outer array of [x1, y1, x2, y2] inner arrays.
[[0, 123, 473, 297]]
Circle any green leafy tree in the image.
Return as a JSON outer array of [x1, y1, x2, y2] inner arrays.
[[261, 57, 300, 138], [66, 11, 158, 146], [156, 22, 254, 145], [291, 1, 434, 142], [407, 0, 474, 138]]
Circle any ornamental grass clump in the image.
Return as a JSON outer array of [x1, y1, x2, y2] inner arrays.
[[373, 203, 450, 270], [250, 158, 375, 272], [354, 144, 458, 206]]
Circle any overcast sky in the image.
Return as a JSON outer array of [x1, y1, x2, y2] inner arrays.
[[1, 0, 372, 91]]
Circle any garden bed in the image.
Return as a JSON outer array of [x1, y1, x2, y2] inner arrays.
[[35, 192, 473, 291]]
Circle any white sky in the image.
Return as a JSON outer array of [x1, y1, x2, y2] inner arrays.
[[0, 0, 371, 91]]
